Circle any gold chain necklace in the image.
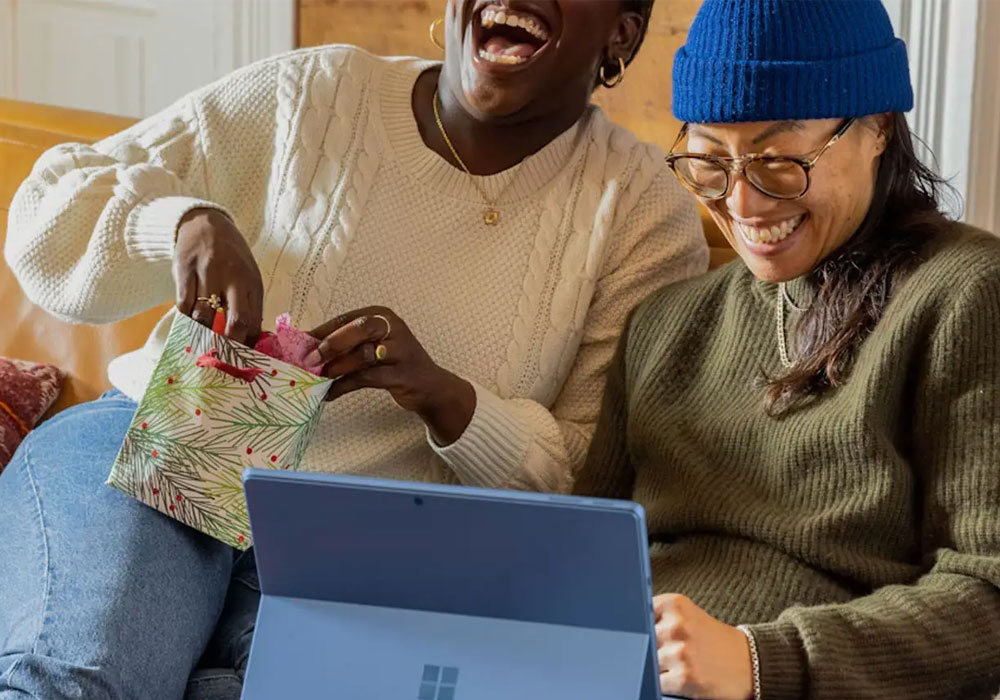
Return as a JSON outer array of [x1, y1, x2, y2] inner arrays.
[[432, 88, 519, 226]]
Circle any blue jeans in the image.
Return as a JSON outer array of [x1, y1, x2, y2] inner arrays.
[[0, 391, 260, 700]]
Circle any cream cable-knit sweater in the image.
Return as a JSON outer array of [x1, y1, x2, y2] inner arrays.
[[5, 46, 707, 491]]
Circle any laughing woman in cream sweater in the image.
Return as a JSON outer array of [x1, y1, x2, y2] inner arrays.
[[0, 1, 706, 698]]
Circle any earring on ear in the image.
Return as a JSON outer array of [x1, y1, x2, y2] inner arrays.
[[429, 17, 445, 51], [599, 56, 627, 88]]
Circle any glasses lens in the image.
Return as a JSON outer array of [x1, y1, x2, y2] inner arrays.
[[745, 158, 809, 199], [671, 157, 729, 198]]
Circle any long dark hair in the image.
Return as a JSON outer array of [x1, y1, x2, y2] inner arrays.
[[764, 113, 956, 415]]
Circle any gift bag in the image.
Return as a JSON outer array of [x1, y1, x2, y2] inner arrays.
[[108, 312, 333, 549]]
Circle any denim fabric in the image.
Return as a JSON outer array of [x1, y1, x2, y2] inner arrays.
[[0, 391, 260, 700]]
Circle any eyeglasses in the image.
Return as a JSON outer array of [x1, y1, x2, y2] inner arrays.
[[664, 118, 855, 201]]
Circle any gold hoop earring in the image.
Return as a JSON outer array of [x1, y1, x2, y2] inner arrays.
[[599, 56, 627, 88], [429, 18, 445, 51]]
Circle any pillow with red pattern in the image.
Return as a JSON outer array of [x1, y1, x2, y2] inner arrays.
[[0, 358, 65, 472]]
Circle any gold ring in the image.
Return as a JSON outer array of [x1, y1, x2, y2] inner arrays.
[[196, 294, 224, 310], [372, 314, 392, 340], [375, 344, 388, 362]]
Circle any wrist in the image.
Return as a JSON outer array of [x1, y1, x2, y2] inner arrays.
[[736, 624, 762, 700], [177, 207, 229, 240], [419, 369, 476, 446]]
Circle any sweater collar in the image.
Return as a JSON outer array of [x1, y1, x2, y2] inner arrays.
[[752, 272, 816, 311], [373, 58, 591, 203]]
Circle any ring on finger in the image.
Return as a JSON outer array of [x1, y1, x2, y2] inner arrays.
[[196, 294, 225, 311], [375, 343, 389, 363], [371, 314, 392, 341]]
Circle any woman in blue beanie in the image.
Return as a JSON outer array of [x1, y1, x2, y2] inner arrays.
[[577, 1, 1000, 699]]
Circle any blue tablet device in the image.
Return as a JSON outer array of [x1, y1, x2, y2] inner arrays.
[[241, 468, 667, 700]]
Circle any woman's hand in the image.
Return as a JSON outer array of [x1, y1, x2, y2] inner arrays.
[[174, 208, 263, 345], [654, 593, 754, 700], [306, 307, 476, 446]]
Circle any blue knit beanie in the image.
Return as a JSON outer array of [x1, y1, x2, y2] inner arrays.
[[673, 0, 914, 123]]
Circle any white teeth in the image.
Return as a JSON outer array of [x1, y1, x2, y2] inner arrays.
[[478, 48, 527, 65], [735, 215, 805, 245], [479, 7, 550, 41]]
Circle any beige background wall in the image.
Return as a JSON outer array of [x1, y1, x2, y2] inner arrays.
[[297, 0, 700, 153]]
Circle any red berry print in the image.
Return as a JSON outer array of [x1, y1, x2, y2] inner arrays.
[[167, 377, 174, 384], [246, 447, 253, 455], [141, 423, 148, 430], [185, 346, 192, 353], [151, 450, 158, 458], [176, 495, 183, 502], [169, 504, 175, 511], [152, 488, 159, 495], [260, 393, 268, 400], [289, 380, 296, 387], [238, 536, 245, 543], [271, 369, 278, 377], [270, 455, 277, 463], [195, 409, 202, 416]]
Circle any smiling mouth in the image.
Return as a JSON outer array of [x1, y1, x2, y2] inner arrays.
[[476, 4, 552, 66], [734, 214, 807, 246]]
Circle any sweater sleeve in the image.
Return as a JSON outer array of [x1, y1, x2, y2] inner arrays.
[[747, 269, 1000, 700], [430, 171, 707, 493], [3, 58, 280, 325], [571, 316, 635, 500]]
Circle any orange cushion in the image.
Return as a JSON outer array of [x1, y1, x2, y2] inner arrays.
[[0, 100, 168, 412]]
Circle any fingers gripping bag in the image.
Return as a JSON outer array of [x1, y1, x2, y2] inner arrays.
[[107, 312, 332, 549]]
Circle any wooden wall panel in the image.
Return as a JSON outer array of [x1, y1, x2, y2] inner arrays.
[[297, 0, 700, 151]]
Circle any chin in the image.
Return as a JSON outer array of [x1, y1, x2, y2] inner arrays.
[[458, 76, 538, 118], [454, 0, 560, 119]]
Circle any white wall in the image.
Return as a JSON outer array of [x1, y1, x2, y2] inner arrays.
[[0, 0, 294, 118], [884, 0, 999, 230]]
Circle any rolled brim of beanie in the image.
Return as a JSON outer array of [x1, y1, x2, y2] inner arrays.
[[672, 39, 913, 123]]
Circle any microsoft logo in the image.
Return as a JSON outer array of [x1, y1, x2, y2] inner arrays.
[[418, 664, 459, 700]]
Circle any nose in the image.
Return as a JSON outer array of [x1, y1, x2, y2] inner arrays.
[[725, 173, 773, 220]]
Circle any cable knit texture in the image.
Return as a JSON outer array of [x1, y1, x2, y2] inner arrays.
[[577, 225, 1000, 699], [4, 45, 707, 492]]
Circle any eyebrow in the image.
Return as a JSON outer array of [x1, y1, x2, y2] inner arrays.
[[751, 120, 807, 145], [687, 120, 807, 149], [687, 125, 724, 146]]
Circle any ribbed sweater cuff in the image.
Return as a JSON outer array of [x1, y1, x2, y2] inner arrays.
[[429, 381, 531, 488], [124, 196, 231, 262], [746, 620, 807, 700]]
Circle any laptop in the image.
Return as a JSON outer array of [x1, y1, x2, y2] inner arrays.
[[241, 468, 672, 700]]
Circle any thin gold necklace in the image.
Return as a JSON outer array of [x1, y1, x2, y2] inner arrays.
[[432, 88, 519, 226]]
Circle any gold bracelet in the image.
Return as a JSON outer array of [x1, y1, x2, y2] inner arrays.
[[736, 624, 763, 700]]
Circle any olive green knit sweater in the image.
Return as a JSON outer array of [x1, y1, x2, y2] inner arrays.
[[577, 225, 1000, 699]]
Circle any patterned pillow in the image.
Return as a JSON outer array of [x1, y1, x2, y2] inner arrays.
[[0, 358, 65, 472]]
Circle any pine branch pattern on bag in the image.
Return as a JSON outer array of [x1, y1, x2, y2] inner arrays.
[[107, 313, 333, 549]]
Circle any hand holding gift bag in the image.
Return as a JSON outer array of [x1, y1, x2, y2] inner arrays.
[[107, 310, 332, 549]]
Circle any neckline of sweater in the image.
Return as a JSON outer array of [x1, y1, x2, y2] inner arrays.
[[373, 58, 594, 205]]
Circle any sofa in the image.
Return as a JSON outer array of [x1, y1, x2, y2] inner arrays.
[[0, 97, 737, 412]]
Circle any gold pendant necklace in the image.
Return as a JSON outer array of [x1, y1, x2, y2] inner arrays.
[[433, 88, 518, 226]]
